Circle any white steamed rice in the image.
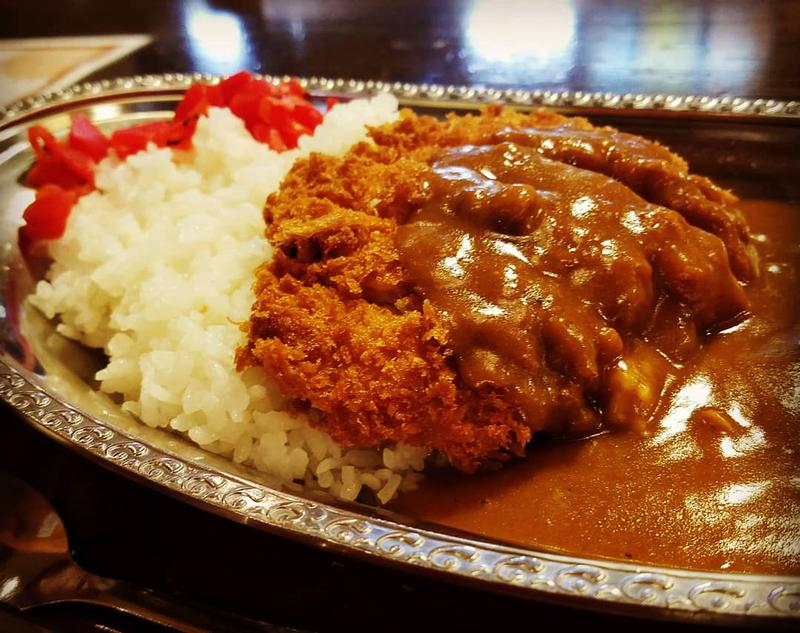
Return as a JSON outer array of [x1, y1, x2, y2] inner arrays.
[[30, 94, 427, 504]]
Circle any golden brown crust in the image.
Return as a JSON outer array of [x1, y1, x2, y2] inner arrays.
[[237, 106, 754, 471], [237, 272, 530, 472]]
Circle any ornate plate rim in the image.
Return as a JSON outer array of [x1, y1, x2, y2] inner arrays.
[[0, 75, 798, 624], [2, 73, 800, 127]]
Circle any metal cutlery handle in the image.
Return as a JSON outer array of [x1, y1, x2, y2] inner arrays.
[[0, 470, 305, 632], [39, 583, 299, 633]]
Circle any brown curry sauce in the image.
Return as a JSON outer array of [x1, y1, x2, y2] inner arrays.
[[242, 107, 799, 574], [395, 141, 749, 439], [395, 199, 800, 575]]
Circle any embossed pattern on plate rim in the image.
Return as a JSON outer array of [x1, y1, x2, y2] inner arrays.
[[1, 73, 799, 125], [0, 75, 798, 624]]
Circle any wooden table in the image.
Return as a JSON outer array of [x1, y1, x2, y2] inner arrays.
[[1, 1, 798, 631], [3, 0, 800, 99]]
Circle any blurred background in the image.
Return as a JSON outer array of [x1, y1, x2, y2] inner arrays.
[[2, 0, 799, 106]]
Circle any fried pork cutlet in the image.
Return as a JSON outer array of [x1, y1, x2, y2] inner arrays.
[[237, 106, 754, 473]]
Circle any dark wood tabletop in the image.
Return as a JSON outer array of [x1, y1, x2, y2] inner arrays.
[[1, 1, 799, 631], [3, 0, 800, 100]]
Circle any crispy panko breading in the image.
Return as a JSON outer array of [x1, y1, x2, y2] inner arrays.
[[237, 106, 754, 472]]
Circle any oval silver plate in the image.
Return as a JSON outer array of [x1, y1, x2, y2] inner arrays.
[[0, 74, 798, 625]]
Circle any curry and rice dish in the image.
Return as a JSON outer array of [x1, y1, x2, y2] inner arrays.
[[238, 106, 799, 574], [23, 80, 798, 575], [238, 106, 754, 471]]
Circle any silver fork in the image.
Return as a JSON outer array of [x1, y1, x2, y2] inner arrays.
[[0, 470, 302, 632]]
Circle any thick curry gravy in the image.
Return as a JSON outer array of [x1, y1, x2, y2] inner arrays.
[[395, 199, 800, 575], [395, 141, 749, 439], [243, 106, 798, 573]]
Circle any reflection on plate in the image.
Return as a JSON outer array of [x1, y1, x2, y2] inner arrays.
[[0, 75, 798, 624]]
